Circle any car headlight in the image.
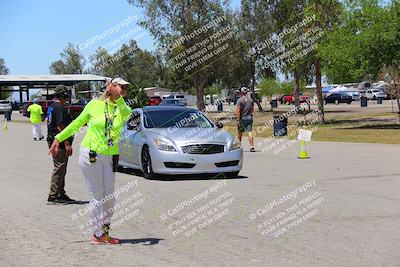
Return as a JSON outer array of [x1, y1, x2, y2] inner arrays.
[[229, 140, 242, 151], [153, 138, 177, 152]]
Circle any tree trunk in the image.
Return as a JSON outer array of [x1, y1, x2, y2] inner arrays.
[[294, 71, 300, 109], [250, 66, 263, 112], [397, 98, 400, 123], [194, 75, 206, 111], [315, 57, 325, 124]]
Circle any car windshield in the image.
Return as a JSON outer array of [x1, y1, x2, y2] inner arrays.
[[144, 109, 213, 128]]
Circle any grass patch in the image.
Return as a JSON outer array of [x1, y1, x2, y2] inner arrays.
[[224, 124, 400, 144]]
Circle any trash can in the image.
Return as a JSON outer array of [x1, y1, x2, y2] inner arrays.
[[217, 101, 223, 112], [377, 98, 383, 104], [360, 97, 368, 107], [273, 115, 287, 137], [270, 99, 278, 108], [5, 111, 11, 121]]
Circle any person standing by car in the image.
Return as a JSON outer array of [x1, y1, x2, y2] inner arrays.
[[49, 77, 132, 245], [27, 98, 44, 141], [47, 85, 75, 204], [236, 87, 255, 152]]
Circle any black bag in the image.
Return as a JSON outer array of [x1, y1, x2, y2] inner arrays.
[[112, 155, 119, 172]]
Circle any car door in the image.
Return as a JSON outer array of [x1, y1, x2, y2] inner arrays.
[[366, 90, 371, 99]]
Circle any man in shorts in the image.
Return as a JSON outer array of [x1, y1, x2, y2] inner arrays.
[[236, 87, 255, 152]]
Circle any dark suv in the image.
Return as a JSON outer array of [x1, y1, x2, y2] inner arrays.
[[324, 93, 353, 104]]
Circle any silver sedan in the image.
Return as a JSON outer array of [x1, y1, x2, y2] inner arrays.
[[118, 106, 243, 179]]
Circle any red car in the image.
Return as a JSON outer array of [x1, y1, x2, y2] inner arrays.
[[147, 96, 162, 106], [280, 95, 311, 104], [22, 100, 85, 119]]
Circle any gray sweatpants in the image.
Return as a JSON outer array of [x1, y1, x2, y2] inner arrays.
[[78, 146, 116, 237]]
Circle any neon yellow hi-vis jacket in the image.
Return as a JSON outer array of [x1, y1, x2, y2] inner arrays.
[[27, 103, 43, 124], [55, 97, 132, 156]]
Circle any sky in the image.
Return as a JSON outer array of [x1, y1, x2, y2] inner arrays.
[[0, 0, 240, 75], [0, 0, 155, 75]]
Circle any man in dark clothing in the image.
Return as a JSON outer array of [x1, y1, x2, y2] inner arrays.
[[236, 87, 255, 152], [47, 85, 75, 204]]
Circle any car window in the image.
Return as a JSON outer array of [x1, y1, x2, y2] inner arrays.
[[176, 95, 184, 98], [144, 110, 213, 128]]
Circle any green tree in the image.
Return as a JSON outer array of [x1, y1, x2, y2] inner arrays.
[[127, 0, 230, 110], [50, 43, 86, 74], [319, 0, 396, 83], [236, 0, 277, 111], [0, 57, 9, 75], [271, 0, 314, 109], [0, 57, 10, 99], [380, 62, 400, 122], [89, 47, 114, 76], [89, 40, 161, 104], [305, 0, 343, 123]]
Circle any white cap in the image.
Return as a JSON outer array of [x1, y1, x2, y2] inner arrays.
[[107, 77, 131, 85]]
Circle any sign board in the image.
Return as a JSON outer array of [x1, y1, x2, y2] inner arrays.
[[297, 129, 312, 142]]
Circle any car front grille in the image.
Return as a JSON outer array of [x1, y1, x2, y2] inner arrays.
[[182, 144, 225, 154]]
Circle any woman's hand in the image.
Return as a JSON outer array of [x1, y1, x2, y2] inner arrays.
[[49, 139, 59, 157], [64, 142, 73, 157]]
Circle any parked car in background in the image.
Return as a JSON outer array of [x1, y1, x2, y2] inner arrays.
[[365, 89, 387, 100], [345, 91, 360, 101], [147, 96, 162, 106], [166, 94, 187, 105], [0, 100, 12, 114], [324, 93, 353, 104], [280, 95, 311, 104], [159, 99, 186, 106], [118, 106, 243, 179], [22, 100, 86, 119]]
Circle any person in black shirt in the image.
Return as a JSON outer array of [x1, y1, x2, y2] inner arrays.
[[47, 85, 75, 204]]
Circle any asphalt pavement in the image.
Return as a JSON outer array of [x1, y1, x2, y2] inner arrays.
[[0, 121, 399, 267]]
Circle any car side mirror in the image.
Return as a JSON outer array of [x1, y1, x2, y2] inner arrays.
[[127, 116, 140, 131], [127, 123, 138, 131], [215, 122, 223, 129]]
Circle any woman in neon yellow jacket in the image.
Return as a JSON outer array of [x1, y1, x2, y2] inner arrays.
[[49, 77, 132, 245]]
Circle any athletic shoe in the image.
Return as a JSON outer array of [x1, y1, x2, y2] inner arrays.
[[250, 147, 255, 152], [91, 234, 120, 245], [47, 196, 67, 205], [33, 138, 37, 141], [58, 194, 77, 203], [39, 136, 44, 140], [47, 195, 76, 204]]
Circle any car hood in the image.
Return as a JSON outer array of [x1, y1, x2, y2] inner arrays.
[[144, 127, 234, 146]]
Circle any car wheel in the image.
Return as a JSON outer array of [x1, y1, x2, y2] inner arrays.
[[141, 145, 156, 179], [373, 95, 376, 100], [335, 100, 339, 105], [225, 171, 239, 178], [347, 101, 352, 104]]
